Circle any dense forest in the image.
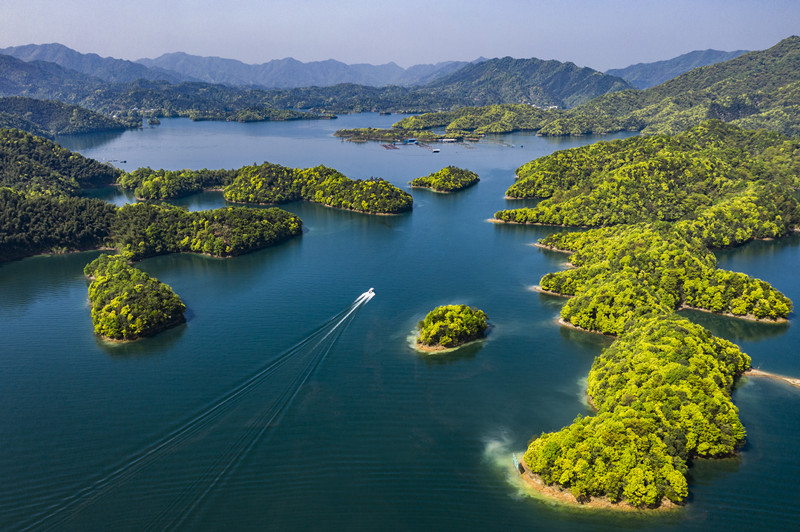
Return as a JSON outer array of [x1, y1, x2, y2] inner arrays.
[[409, 166, 479, 192], [385, 37, 800, 138], [223, 163, 413, 214], [416, 305, 489, 349], [116, 162, 413, 214], [85, 254, 186, 341], [499, 120, 799, 508], [0, 128, 307, 341], [0, 127, 121, 195], [0, 97, 139, 137], [112, 203, 303, 260], [524, 313, 750, 507], [0, 188, 117, 261], [497, 120, 799, 230], [118, 167, 237, 200]]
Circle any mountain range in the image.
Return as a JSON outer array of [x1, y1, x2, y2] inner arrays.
[[1, 43, 746, 92], [0, 43, 473, 88]]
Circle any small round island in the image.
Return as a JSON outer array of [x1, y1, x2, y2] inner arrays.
[[415, 304, 489, 352]]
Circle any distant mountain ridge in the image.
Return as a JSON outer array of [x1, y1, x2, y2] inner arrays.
[[0, 43, 188, 83], [137, 52, 472, 87], [0, 43, 475, 88], [606, 49, 750, 89]]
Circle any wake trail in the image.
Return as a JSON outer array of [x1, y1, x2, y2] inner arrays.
[[17, 292, 373, 532], [160, 296, 366, 530]]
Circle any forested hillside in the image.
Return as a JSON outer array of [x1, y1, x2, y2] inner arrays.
[[422, 57, 634, 108], [0, 128, 120, 194], [0, 97, 138, 137], [606, 49, 748, 89], [389, 36, 800, 138]]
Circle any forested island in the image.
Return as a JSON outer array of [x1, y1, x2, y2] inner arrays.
[[0, 128, 305, 339], [415, 305, 489, 351], [409, 166, 479, 193], [85, 254, 186, 341], [492, 120, 799, 508], [119, 162, 413, 214], [333, 127, 455, 143]]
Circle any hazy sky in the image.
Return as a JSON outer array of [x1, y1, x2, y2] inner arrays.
[[1, 0, 798, 70]]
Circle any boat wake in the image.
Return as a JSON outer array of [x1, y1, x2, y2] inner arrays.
[[15, 290, 375, 531]]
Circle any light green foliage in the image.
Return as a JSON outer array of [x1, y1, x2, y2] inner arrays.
[[112, 202, 303, 260], [84, 254, 186, 341], [118, 167, 236, 200], [539, 224, 791, 333], [517, 120, 795, 507], [417, 305, 488, 348], [223, 162, 412, 214], [524, 315, 749, 507], [409, 166, 479, 192], [497, 121, 800, 231]]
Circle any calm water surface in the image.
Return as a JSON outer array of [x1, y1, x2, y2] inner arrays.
[[1, 115, 797, 530]]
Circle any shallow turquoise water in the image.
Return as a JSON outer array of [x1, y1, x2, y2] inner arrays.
[[0, 116, 797, 530]]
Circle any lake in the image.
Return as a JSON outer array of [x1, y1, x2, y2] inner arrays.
[[1, 115, 798, 530]]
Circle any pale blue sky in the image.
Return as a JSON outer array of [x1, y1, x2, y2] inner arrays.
[[1, 0, 797, 70]]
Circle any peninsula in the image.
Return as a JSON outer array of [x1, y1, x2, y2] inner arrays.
[[493, 120, 798, 508]]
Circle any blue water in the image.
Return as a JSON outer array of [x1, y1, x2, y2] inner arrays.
[[0, 115, 797, 530]]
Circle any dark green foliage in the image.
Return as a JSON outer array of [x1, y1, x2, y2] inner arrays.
[[85, 254, 186, 341], [223, 163, 413, 214], [0, 188, 116, 261], [111, 203, 303, 260], [525, 314, 749, 507], [0, 128, 121, 195], [416, 305, 488, 348], [118, 167, 237, 200], [409, 166, 479, 192], [422, 56, 634, 109], [0, 97, 138, 137]]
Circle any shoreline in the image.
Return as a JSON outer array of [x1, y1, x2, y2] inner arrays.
[[96, 315, 186, 343], [530, 242, 574, 254], [531, 285, 571, 298], [226, 197, 410, 216], [678, 304, 788, 324], [557, 317, 618, 337], [514, 456, 678, 512], [746, 368, 800, 389]]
